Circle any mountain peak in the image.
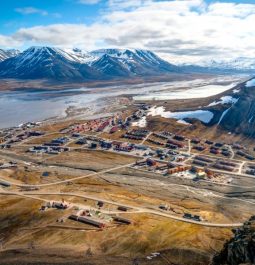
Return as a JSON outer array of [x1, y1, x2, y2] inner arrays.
[[0, 45, 180, 81], [0, 48, 20, 62], [91, 48, 154, 59]]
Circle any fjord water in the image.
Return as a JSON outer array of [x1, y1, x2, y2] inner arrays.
[[0, 77, 241, 129]]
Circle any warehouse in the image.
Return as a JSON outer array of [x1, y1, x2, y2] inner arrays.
[[112, 216, 132, 225], [69, 215, 106, 228]]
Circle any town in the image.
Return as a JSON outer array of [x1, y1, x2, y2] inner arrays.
[[1, 104, 255, 236]]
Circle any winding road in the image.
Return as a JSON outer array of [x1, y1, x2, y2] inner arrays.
[[0, 190, 243, 228]]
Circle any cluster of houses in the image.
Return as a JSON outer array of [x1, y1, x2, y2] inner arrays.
[[2, 130, 45, 147], [72, 117, 114, 133], [144, 132, 188, 151], [70, 105, 149, 137], [158, 205, 202, 222], [246, 164, 255, 175], [189, 138, 233, 156], [40, 200, 70, 212], [192, 155, 239, 173], [192, 139, 255, 160], [70, 111, 132, 134], [134, 156, 232, 184], [28, 137, 70, 154], [28, 145, 70, 155], [18, 122, 41, 129], [135, 158, 189, 175], [41, 198, 133, 229], [69, 107, 152, 135], [0, 121, 41, 143], [69, 210, 132, 229], [122, 129, 150, 141], [82, 136, 150, 155], [236, 150, 255, 160], [212, 160, 239, 172], [45, 136, 69, 146]]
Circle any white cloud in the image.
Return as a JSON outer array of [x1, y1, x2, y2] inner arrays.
[[3, 0, 255, 64], [207, 2, 255, 18], [14, 24, 107, 50], [0, 35, 21, 47], [107, 0, 152, 10], [79, 0, 101, 4], [15, 7, 48, 16]]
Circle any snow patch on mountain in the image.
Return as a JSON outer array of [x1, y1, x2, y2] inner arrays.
[[91, 49, 158, 61], [233, 88, 240, 93], [218, 108, 231, 125], [17, 46, 96, 65], [0, 46, 180, 80], [193, 57, 255, 71], [246, 78, 255, 87], [176, 120, 192, 126], [132, 116, 147, 128], [208, 96, 239, 106], [0, 49, 20, 62], [61, 48, 97, 64], [148, 106, 214, 124]]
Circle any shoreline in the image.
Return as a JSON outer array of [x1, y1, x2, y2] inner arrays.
[[0, 74, 248, 131]]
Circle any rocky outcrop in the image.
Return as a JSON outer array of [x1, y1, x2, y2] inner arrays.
[[212, 216, 255, 265], [219, 83, 255, 138]]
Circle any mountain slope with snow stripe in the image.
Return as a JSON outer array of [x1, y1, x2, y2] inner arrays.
[[0, 49, 20, 62], [0, 46, 104, 80], [0, 46, 182, 81]]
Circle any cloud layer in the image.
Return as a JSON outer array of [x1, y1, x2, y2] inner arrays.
[[2, 0, 255, 63], [15, 7, 48, 16]]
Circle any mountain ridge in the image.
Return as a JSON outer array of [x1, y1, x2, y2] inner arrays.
[[218, 78, 255, 137], [179, 57, 255, 74], [1, 46, 255, 81], [0, 46, 181, 81], [0, 49, 20, 62]]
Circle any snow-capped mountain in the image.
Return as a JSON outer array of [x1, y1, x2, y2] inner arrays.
[[1, 46, 255, 81], [0, 49, 20, 62], [58, 48, 97, 64], [199, 58, 255, 71], [0, 46, 181, 81], [91, 54, 131, 77], [91, 48, 165, 64], [179, 57, 255, 74], [91, 49, 180, 75], [0, 46, 103, 80]]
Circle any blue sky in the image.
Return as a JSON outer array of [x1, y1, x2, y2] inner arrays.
[[1, 0, 255, 63], [1, 0, 105, 34], [1, 0, 254, 34]]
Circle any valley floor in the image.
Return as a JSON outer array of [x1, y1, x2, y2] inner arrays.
[[0, 75, 254, 265]]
